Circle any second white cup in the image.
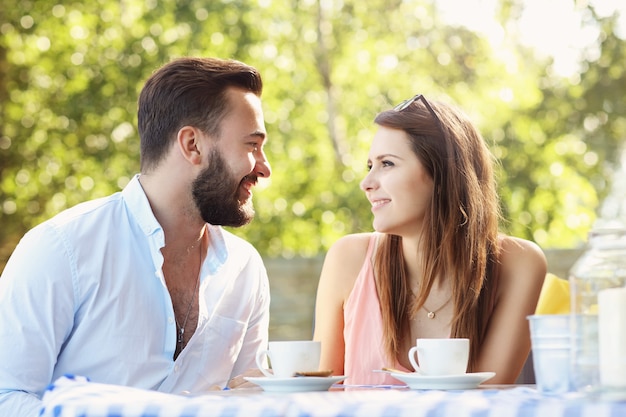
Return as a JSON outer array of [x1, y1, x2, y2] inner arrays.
[[256, 340, 321, 378], [408, 338, 469, 376]]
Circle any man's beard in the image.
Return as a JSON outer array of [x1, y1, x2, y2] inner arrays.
[[191, 149, 256, 227]]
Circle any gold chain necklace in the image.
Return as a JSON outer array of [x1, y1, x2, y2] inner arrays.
[[421, 297, 452, 319]]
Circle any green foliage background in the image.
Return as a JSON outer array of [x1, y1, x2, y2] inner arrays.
[[1, 0, 625, 270]]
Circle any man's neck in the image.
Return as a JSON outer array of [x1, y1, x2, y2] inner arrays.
[[138, 171, 206, 252]]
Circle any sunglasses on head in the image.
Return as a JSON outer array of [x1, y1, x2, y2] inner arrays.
[[393, 94, 445, 138]]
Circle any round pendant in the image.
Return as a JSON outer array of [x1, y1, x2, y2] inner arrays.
[[427, 311, 435, 319]]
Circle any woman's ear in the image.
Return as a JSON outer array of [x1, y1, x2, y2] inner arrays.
[[177, 126, 203, 165]]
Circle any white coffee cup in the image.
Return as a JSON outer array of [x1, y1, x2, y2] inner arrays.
[[408, 338, 469, 376], [256, 340, 321, 378]]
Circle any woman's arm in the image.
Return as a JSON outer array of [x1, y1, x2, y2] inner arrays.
[[313, 233, 371, 376], [475, 236, 547, 383]]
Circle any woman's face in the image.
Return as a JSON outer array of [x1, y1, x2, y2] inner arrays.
[[360, 126, 434, 238]]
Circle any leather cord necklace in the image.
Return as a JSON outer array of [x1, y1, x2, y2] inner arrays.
[[175, 275, 200, 349], [175, 243, 202, 352]]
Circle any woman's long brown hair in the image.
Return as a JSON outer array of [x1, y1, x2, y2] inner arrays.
[[372, 98, 501, 371]]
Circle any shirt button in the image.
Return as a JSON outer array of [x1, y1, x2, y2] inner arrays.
[[168, 317, 174, 324], [174, 365, 180, 372]]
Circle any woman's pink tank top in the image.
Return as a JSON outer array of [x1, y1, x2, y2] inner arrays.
[[343, 234, 410, 385]]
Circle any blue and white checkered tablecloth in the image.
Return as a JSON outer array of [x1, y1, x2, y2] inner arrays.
[[40, 375, 626, 417]]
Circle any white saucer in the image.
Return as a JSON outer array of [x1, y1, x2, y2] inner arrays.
[[245, 375, 347, 393], [390, 371, 496, 390]]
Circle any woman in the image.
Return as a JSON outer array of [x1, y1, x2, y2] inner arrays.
[[313, 94, 547, 385]]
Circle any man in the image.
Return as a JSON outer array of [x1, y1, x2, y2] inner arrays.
[[0, 57, 272, 416]]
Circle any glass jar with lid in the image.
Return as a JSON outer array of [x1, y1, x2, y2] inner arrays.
[[569, 227, 626, 394]]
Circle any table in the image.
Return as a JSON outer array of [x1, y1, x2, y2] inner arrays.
[[40, 375, 626, 417]]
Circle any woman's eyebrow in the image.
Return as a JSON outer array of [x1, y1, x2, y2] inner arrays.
[[374, 153, 403, 161]]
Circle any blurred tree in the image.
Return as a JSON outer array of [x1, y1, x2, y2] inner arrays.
[[494, 1, 626, 245], [1, 0, 625, 272]]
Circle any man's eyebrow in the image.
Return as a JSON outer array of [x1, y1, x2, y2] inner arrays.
[[248, 131, 266, 140]]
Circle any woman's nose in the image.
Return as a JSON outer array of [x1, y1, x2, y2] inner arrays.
[[360, 170, 376, 192]]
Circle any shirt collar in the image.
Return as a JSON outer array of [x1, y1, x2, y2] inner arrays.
[[205, 224, 228, 274], [122, 174, 229, 272], [121, 174, 163, 238]]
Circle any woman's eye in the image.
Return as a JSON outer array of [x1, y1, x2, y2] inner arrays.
[[367, 160, 394, 171]]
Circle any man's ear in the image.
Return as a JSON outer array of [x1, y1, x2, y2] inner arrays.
[[177, 126, 203, 165]]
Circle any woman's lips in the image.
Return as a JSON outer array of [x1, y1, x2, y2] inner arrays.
[[370, 199, 390, 210]]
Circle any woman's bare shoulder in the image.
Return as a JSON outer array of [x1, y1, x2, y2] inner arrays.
[[499, 235, 546, 261], [325, 233, 375, 270], [320, 233, 376, 291], [328, 233, 374, 256], [497, 235, 548, 285]]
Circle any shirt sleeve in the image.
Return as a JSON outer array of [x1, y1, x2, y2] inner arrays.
[[0, 392, 42, 417], [0, 223, 76, 417]]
